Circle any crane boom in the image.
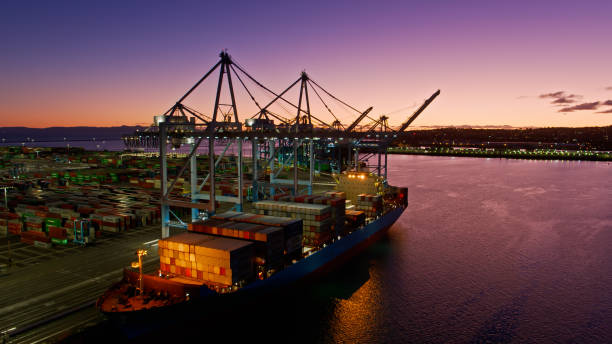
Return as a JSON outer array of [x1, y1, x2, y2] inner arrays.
[[346, 106, 373, 132], [396, 90, 440, 133]]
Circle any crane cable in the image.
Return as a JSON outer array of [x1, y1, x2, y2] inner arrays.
[[306, 80, 344, 129], [230, 58, 351, 130], [231, 60, 307, 116], [308, 78, 377, 123], [229, 64, 262, 111]]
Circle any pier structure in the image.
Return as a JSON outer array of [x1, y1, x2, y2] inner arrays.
[[123, 51, 439, 238]]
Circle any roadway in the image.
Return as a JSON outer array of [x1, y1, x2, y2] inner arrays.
[[0, 225, 167, 343]]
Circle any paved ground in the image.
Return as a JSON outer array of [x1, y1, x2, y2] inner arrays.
[[0, 226, 167, 343]]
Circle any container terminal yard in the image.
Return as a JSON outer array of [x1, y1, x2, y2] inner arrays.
[[0, 52, 437, 342]]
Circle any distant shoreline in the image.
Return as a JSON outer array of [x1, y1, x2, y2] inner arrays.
[[388, 147, 612, 161]]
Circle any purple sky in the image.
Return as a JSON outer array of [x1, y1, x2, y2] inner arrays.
[[1, 0, 611, 127]]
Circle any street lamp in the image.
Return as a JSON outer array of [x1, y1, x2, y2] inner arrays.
[[1, 186, 14, 268], [132, 249, 148, 295]]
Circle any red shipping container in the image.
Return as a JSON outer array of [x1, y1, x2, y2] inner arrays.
[[48, 226, 68, 239]]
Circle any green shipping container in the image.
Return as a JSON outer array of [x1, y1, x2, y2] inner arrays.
[[51, 238, 68, 245], [45, 218, 62, 228]]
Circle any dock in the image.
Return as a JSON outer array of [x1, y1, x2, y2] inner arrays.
[[0, 226, 161, 343]]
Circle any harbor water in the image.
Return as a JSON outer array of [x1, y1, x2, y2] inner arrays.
[[336, 155, 612, 343]]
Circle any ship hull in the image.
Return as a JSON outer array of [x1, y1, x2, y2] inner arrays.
[[101, 205, 406, 337]]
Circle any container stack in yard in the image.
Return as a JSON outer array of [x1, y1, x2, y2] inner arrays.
[[158, 232, 254, 288], [0, 213, 6, 236], [1, 179, 163, 246], [0, 149, 311, 256], [7, 216, 23, 235]]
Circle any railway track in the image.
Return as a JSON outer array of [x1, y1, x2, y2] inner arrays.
[[0, 225, 163, 343]]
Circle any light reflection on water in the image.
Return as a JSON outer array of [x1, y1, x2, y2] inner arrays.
[[356, 155, 612, 343]]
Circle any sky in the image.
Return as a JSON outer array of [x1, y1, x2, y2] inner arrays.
[[1, 0, 611, 128]]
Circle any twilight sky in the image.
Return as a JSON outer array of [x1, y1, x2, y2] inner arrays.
[[1, 0, 611, 128]]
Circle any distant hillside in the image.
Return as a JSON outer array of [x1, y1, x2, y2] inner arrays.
[[397, 125, 611, 150], [0, 126, 145, 142]]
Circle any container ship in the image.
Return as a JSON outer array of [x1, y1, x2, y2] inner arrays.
[[95, 51, 437, 334], [97, 171, 408, 330]]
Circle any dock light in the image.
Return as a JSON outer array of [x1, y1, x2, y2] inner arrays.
[[154, 115, 167, 125], [135, 249, 148, 294]]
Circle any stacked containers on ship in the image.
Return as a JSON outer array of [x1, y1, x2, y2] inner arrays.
[[244, 215, 303, 262], [355, 194, 383, 218], [314, 194, 346, 237], [276, 193, 348, 237], [213, 212, 303, 262], [254, 200, 332, 247], [158, 232, 253, 287], [344, 209, 366, 229], [190, 218, 285, 272], [220, 221, 284, 270]]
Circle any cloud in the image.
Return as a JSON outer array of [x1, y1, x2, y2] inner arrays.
[[558, 101, 600, 112], [551, 97, 576, 104], [598, 100, 612, 113], [541, 91, 610, 113], [539, 91, 581, 106], [606, 86, 612, 91], [539, 91, 565, 99]]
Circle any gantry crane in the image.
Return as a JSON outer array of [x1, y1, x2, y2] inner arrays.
[[120, 51, 439, 238]]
